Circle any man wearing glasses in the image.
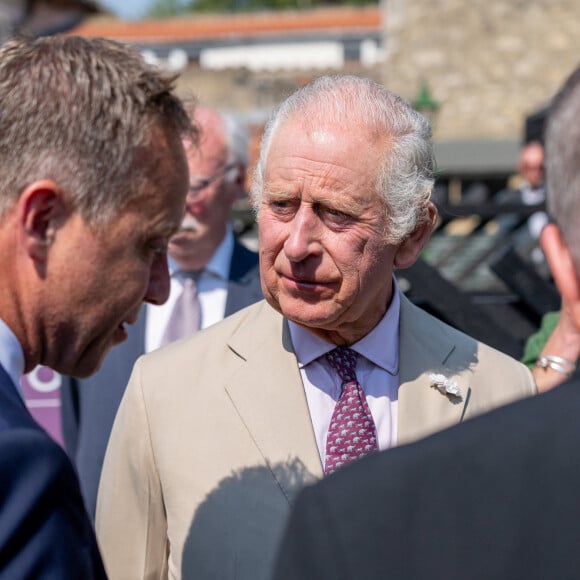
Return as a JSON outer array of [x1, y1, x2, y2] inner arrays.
[[60, 105, 263, 520]]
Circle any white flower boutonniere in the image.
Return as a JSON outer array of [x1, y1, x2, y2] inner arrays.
[[429, 373, 463, 399]]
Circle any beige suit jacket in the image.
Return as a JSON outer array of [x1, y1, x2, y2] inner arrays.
[[96, 295, 535, 580]]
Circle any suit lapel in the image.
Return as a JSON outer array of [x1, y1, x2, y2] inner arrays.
[[224, 302, 323, 498], [221, 293, 472, 482], [397, 294, 471, 445]]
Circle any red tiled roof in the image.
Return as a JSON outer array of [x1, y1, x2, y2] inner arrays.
[[69, 6, 382, 43]]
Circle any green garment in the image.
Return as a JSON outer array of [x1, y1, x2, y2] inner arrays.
[[521, 311, 561, 370]]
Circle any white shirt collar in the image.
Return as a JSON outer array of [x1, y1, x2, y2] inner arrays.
[[0, 317, 25, 393], [289, 276, 400, 375]]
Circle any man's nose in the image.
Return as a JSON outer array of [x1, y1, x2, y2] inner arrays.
[[144, 254, 171, 306], [283, 206, 320, 262]]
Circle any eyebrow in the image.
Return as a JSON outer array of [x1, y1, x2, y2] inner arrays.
[[262, 188, 298, 201], [263, 187, 370, 217]]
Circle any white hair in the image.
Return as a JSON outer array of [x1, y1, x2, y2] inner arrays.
[[250, 74, 435, 244], [221, 112, 249, 167]]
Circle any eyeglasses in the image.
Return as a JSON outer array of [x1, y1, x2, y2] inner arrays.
[[188, 163, 237, 197]]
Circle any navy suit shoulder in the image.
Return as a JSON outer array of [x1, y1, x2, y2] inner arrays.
[[274, 381, 580, 580], [0, 366, 106, 579], [229, 238, 259, 281]]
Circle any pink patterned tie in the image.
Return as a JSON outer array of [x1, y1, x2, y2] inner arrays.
[[324, 347, 378, 475]]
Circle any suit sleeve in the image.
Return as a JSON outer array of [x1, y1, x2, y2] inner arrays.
[[0, 429, 106, 579], [272, 484, 347, 580], [96, 357, 168, 579]]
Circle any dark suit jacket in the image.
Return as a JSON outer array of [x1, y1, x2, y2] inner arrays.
[[0, 364, 106, 579], [61, 239, 262, 519], [273, 377, 580, 580]]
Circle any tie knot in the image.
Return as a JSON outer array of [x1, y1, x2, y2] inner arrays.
[[176, 270, 201, 293], [325, 347, 358, 384], [182, 277, 196, 292]]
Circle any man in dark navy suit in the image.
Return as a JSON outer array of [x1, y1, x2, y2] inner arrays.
[[0, 34, 192, 577], [273, 64, 580, 580], [61, 105, 263, 519]]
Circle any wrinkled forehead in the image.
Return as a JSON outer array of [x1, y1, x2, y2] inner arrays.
[[272, 110, 382, 152]]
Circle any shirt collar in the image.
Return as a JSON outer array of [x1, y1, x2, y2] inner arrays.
[[0, 317, 25, 393], [289, 276, 400, 375], [168, 223, 234, 281]]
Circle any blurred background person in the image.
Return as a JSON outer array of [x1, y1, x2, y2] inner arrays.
[[494, 138, 548, 267]]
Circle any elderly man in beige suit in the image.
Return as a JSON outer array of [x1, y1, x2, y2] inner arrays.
[[96, 75, 536, 580]]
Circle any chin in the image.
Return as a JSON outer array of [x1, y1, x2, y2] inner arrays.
[[52, 360, 95, 379], [281, 305, 335, 328], [169, 232, 197, 250], [67, 340, 115, 378], [73, 356, 108, 378]]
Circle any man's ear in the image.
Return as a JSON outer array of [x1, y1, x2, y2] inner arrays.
[[541, 223, 580, 304], [18, 180, 67, 262], [393, 202, 437, 269]]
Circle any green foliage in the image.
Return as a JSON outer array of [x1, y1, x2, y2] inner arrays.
[[146, 0, 377, 17], [147, 0, 187, 18]]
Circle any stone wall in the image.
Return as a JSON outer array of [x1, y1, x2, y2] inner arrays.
[[384, 0, 580, 142], [174, 1, 580, 147], [175, 63, 383, 115]]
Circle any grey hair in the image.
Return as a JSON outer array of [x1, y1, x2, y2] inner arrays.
[[250, 74, 435, 244], [0, 34, 194, 224], [545, 65, 580, 269], [222, 112, 250, 167], [181, 100, 249, 182]]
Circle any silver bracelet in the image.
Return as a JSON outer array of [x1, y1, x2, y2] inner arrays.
[[535, 355, 577, 378]]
